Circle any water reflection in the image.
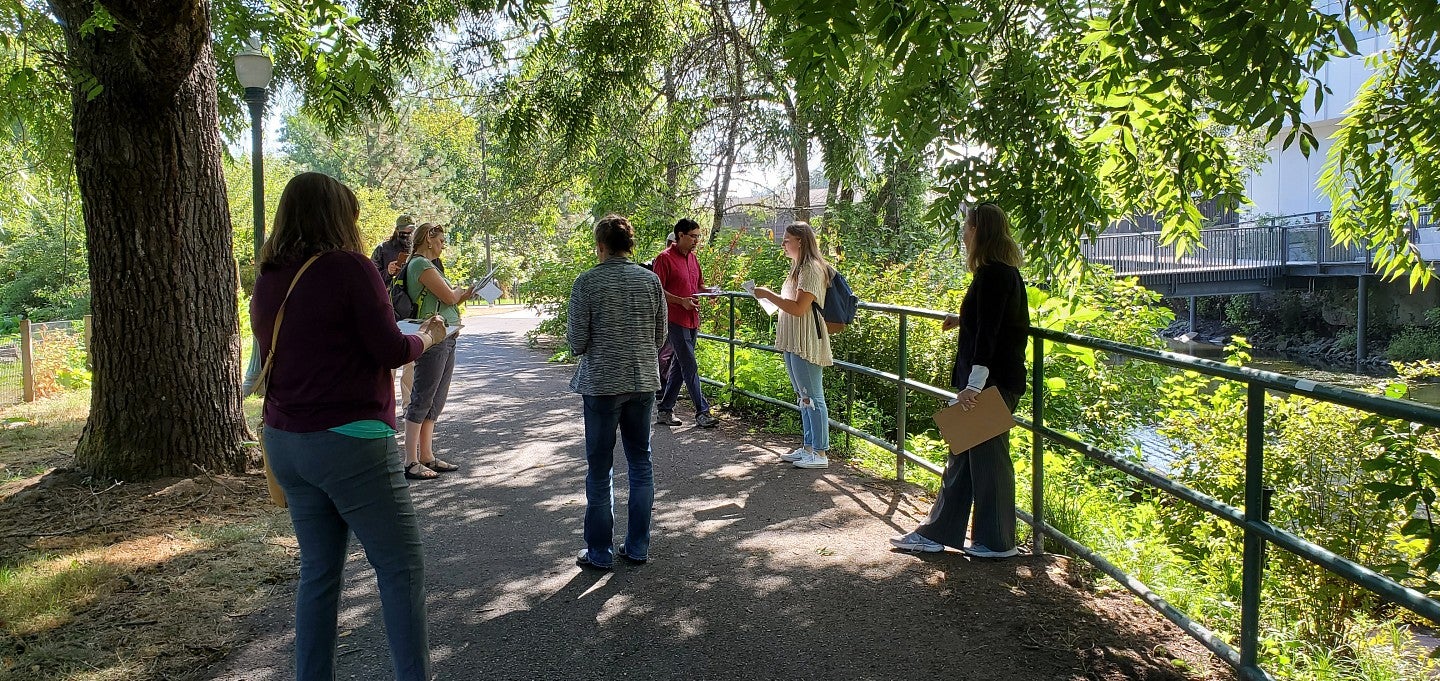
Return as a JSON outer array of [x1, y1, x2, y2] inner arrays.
[[1164, 339, 1440, 406]]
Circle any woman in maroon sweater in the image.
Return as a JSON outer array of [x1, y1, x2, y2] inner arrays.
[[252, 172, 446, 681]]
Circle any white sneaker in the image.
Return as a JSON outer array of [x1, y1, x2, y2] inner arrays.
[[964, 543, 1019, 559], [889, 531, 944, 553], [792, 451, 829, 469], [780, 446, 809, 462]]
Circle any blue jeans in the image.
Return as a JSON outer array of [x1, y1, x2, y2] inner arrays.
[[581, 392, 656, 566], [263, 427, 429, 681], [783, 352, 829, 452], [658, 323, 710, 415]]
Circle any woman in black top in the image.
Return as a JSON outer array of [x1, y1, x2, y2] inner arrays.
[[891, 202, 1029, 558]]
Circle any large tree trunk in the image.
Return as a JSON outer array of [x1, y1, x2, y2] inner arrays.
[[55, 0, 249, 479], [711, 28, 744, 233], [790, 108, 810, 223]]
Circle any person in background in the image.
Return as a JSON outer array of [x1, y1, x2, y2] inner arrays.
[[752, 221, 833, 470], [401, 223, 475, 480], [372, 214, 416, 287], [374, 214, 419, 405], [568, 214, 667, 569], [890, 202, 1028, 559], [653, 218, 718, 429], [253, 172, 447, 681]]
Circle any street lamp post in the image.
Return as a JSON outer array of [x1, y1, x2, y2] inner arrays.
[[233, 39, 273, 262]]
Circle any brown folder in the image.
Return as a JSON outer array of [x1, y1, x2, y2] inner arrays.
[[932, 386, 1015, 454]]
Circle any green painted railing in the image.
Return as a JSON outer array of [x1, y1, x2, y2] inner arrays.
[[696, 292, 1440, 681]]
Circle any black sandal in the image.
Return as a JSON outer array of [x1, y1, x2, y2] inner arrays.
[[421, 458, 459, 473], [404, 462, 438, 480]]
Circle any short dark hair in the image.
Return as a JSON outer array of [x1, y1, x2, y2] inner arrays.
[[595, 214, 636, 256], [673, 218, 701, 237]]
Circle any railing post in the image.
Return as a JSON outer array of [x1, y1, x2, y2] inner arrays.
[[1240, 382, 1267, 677], [845, 360, 854, 451], [20, 318, 33, 403], [727, 294, 736, 403], [1031, 334, 1045, 556], [896, 312, 908, 482]]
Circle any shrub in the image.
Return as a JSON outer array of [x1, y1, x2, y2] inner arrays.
[[1385, 326, 1440, 362]]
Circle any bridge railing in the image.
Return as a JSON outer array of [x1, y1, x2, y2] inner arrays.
[[698, 293, 1440, 681], [1082, 212, 1376, 275]]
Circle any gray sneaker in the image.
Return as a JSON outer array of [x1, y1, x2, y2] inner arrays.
[[964, 543, 1019, 559], [695, 413, 719, 428], [889, 531, 944, 553], [656, 410, 681, 426]]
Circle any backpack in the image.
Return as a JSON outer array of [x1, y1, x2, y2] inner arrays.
[[390, 258, 428, 321], [811, 267, 858, 337], [389, 278, 414, 321]]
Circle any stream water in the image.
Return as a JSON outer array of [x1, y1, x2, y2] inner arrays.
[[1122, 340, 1439, 471]]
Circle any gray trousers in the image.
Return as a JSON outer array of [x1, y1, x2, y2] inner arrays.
[[916, 390, 1019, 551]]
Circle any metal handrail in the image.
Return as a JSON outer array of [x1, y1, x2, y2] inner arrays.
[[698, 292, 1440, 681]]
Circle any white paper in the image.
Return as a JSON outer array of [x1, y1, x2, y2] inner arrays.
[[475, 281, 503, 304], [397, 320, 462, 337], [742, 280, 779, 316]]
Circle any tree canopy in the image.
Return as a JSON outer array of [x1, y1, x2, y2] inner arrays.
[[0, 0, 1437, 478]]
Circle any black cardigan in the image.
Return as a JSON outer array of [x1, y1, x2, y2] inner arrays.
[[949, 263, 1030, 396]]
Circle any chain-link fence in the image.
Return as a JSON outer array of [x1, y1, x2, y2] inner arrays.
[[0, 317, 91, 407]]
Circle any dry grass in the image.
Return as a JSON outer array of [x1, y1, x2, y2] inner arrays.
[[0, 391, 295, 681]]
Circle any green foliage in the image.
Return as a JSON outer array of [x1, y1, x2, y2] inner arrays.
[[1384, 326, 1440, 362]]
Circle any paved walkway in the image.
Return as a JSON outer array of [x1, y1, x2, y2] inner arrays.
[[205, 310, 1213, 681]]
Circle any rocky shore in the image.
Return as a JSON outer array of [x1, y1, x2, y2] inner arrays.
[[1159, 319, 1394, 374]]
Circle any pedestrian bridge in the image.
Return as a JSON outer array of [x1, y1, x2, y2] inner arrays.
[[1080, 210, 1440, 297]]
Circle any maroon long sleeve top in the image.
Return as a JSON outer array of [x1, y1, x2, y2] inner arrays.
[[252, 250, 425, 432]]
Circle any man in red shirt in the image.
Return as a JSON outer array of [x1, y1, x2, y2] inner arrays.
[[652, 218, 718, 428]]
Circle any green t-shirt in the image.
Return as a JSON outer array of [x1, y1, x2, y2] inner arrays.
[[405, 257, 461, 325], [328, 420, 395, 439]]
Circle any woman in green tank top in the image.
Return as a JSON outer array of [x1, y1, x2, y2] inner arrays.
[[401, 223, 474, 480]]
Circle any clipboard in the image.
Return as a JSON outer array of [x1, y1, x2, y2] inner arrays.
[[932, 386, 1015, 453]]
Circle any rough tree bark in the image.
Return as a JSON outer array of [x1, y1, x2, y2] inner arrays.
[[54, 0, 249, 479]]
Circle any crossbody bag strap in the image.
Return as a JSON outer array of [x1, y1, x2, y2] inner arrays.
[[258, 253, 323, 388]]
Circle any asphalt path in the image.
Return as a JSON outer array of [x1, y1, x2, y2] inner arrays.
[[203, 308, 1206, 681]]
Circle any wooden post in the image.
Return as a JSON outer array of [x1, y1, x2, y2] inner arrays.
[[83, 314, 92, 370], [20, 318, 34, 402]]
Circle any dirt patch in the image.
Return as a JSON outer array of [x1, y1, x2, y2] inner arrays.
[[1, 464, 294, 681]]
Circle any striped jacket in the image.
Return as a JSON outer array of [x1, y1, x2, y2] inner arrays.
[[567, 257, 668, 395]]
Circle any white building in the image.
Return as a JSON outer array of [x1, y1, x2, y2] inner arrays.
[[1243, 10, 1387, 218]]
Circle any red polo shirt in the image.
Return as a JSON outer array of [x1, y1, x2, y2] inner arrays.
[[652, 244, 704, 329]]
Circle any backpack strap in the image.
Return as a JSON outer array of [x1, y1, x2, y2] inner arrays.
[[809, 266, 836, 339]]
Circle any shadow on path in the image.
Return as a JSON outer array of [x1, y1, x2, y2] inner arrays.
[[202, 309, 1224, 681]]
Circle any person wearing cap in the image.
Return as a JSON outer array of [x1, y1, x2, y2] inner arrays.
[[373, 214, 417, 287]]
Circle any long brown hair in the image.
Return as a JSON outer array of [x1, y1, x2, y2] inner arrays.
[[259, 172, 364, 267], [965, 203, 1024, 272], [784, 221, 830, 285]]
